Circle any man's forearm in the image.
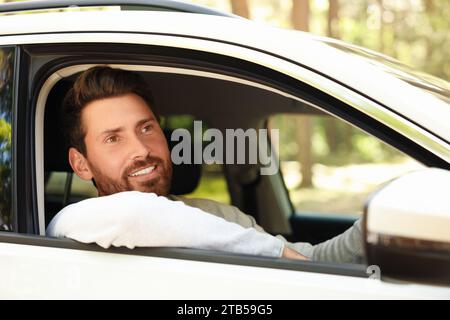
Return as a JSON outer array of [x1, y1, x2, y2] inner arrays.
[[47, 191, 289, 258]]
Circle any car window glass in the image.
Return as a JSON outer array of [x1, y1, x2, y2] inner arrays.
[[0, 46, 14, 232], [269, 113, 424, 216]]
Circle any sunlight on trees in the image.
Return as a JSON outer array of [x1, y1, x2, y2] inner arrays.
[[193, 0, 449, 81]]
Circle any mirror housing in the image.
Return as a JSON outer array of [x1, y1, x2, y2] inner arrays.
[[364, 168, 450, 285]]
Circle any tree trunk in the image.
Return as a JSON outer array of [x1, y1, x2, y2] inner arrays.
[[291, 0, 310, 31], [324, 0, 340, 154], [377, 0, 385, 53], [230, 0, 250, 19], [292, 0, 313, 188], [296, 116, 313, 187], [343, 124, 353, 152], [424, 0, 434, 61], [327, 0, 339, 38], [324, 118, 338, 153]]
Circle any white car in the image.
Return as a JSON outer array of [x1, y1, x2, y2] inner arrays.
[[0, 0, 449, 299]]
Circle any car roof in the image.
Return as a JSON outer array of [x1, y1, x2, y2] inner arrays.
[[0, 10, 449, 144], [0, 0, 236, 17]]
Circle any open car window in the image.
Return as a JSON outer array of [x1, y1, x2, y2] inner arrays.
[[269, 113, 425, 217]]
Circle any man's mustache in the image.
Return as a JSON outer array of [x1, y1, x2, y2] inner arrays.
[[124, 155, 165, 178]]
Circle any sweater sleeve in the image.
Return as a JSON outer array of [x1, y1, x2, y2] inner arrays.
[[161, 195, 365, 263], [234, 209, 364, 263], [46, 191, 285, 258], [310, 218, 364, 264]]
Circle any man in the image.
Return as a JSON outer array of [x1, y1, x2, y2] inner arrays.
[[51, 66, 363, 263]]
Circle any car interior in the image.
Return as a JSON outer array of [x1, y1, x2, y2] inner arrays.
[[42, 65, 359, 248]]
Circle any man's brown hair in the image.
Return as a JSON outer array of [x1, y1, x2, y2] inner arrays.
[[61, 66, 156, 156]]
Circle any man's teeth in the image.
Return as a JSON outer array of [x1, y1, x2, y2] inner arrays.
[[129, 166, 155, 177]]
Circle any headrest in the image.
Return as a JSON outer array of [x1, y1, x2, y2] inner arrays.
[[44, 80, 72, 173], [44, 80, 202, 195], [164, 129, 202, 195]]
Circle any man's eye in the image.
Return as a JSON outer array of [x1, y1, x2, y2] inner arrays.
[[105, 136, 119, 144], [141, 124, 153, 134]]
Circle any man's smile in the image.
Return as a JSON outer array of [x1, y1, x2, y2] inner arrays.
[[128, 165, 157, 177]]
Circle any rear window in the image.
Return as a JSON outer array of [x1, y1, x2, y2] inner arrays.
[[0, 46, 15, 232]]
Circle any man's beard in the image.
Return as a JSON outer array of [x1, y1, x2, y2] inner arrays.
[[88, 155, 173, 197]]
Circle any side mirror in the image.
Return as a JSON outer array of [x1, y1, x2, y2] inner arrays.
[[364, 168, 450, 285]]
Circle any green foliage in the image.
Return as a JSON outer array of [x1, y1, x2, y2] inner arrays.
[[337, 0, 450, 81], [0, 118, 11, 149], [272, 114, 405, 166]]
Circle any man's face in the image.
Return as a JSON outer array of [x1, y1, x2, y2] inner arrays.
[[72, 93, 172, 196]]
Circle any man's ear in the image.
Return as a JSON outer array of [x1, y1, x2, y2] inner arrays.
[[68, 147, 93, 181]]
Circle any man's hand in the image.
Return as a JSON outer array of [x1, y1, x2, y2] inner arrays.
[[282, 246, 309, 260]]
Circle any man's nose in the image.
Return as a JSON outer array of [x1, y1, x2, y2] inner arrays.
[[129, 134, 149, 160]]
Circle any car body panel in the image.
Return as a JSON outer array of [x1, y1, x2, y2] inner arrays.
[[1, 241, 449, 299]]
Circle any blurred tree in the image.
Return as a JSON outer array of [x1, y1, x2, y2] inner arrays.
[[292, 0, 309, 31], [230, 0, 250, 18], [424, 0, 434, 61], [292, 0, 313, 188], [376, 0, 385, 53], [324, 0, 339, 155], [327, 0, 339, 38]]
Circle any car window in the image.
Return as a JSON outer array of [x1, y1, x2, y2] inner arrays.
[[269, 113, 425, 217], [0, 46, 14, 232]]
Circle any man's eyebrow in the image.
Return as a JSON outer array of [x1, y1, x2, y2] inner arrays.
[[97, 118, 156, 139], [136, 117, 156, 127], [99, 127, 125, 138]]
